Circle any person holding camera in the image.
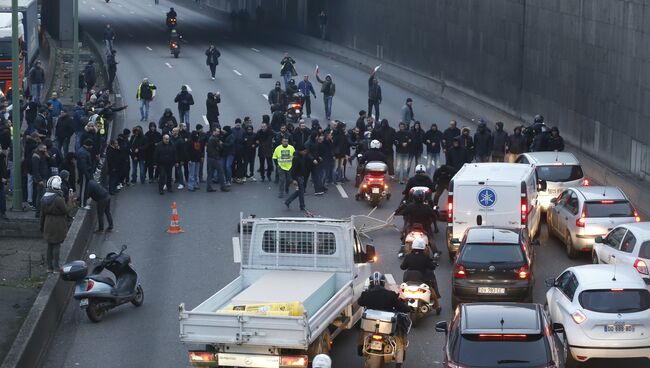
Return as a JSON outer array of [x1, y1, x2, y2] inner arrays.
[[205, 45, 221, 80]]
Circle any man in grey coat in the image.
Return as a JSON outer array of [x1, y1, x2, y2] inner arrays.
[[400, 98, 415, 129]]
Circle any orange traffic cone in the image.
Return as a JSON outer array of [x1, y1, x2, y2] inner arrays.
[[167, 202, 184, 234]]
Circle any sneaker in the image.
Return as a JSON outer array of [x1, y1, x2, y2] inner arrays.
[[106, 227, 113, 232], [284, 201, 290, 209], [211, 77, 216, 80], [163, 185, 167, 190], [177, 184, 184, 190], [82, 205, 91, 210], [315, 191, 325, 196]]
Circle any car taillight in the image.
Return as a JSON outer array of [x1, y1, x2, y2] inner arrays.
[[582, 178, 590, 186], [454, 264, 466, 279], [634, 259, 649, 275], [576, 205, 586, 227], [85, 279, 94, 291], [447, 194, 453, 221], [571, 310, 587, 324], [280, 355, 308, 367], [518, 265, 530, 279], [188, 351, 216, 363], [634, 210, 641, 222], [520, 196, 527, 225]]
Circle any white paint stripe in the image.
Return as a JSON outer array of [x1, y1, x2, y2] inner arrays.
[[233, 69, 242, 76], [165, 62, 173, 68], [251, 47, 260, 52], [146, 46, 152, 51], [262, 94, 268, 100], [115, 94, 121, 98], [101, 14, 106, 18], [202, 115, 209, 125], [185, 85, 192, 92], [129, 11, 135, 14], [232, 237, 241, 263], [336, 184, 348, 198], [385, 273, 396, 286], [91, 7, 96, 10]]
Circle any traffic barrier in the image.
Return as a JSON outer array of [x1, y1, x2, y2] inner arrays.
[[166, 202, 184, 234]]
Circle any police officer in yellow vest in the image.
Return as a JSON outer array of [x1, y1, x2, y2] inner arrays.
[[272, 137, 294, 198]]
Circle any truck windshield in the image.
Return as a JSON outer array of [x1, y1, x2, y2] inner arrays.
[[535, 165, 583, 182]]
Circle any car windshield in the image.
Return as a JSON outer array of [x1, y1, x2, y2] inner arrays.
[[638, 241, 650, 259], [536, 165, 583, 182], [457, 334, 551, 367], [459, 243, 524, 265], [579, 289, 650, 313], [585, 201, 634, 218]]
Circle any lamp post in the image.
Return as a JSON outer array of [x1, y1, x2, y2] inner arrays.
[[11, 0, 22, 211], [72, 0, 79, 104]]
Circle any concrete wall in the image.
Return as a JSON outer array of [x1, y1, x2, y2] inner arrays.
[[259, 0, 650, 180]]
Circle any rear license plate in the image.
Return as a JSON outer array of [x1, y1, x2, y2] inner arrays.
[[79, 298, 89, 308], [372, 187, 380, 194], [477, 287, 506, 295], [605, 323, 634, 332], [370, 341, 384, 351], [217, 353, 280, 368]]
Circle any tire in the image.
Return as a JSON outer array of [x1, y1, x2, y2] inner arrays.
[[85, 300, 105, 323], [363, 355, 383, 368], [592, 251, 600, 264], [565, 233, 578, 259], [131, 285, 144, 306], [259, 73, 272, 78], [562, 332, 578, 368]]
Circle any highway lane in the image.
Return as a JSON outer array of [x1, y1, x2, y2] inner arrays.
[[42, 1, 638, 367]]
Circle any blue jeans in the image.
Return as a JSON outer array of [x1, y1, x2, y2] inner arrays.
[[206, 157, 225, 190], [179, 109, 190, 127], [425, 151, 441, 176], [187, 161, 199, 190], [395, 153, 409, 181], [312, 164, 326, 192], [323, 159, 334, 184], [407, 154, 422, 173], [131, 158, 145, 183], [278, 169, 291, 196], [104, 39, 113, 55], [324, 95, 333, 120], [74, 132, 83, 152], [285, 177, 305, 209], [224, 154, 234, 184], [31, 83, 43, 103], [319, 24, 327, 40], [283, 72, 292, 89], [139, 99, 150, 120]]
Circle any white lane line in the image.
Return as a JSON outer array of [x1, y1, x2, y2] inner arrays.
[[130, 11, 135, 14], [185, 85, 192, 92], [165, 62, 173, 68], [202, 115, 209, 125], [251, 47, 260, 52], [115, 94, 121, 98], [385, 273, 396, 286], [336, 184, 348, 198], [233, 69, 242, 76], [91, 7, 96, 10], [101, 14, 106, 18], [262, 94, 268, 100], [146, 46, 152, 51], [232, 237, 241, 263]]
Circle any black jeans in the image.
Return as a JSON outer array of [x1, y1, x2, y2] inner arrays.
[[304, 95, 312, 116], [367, 99, 380, 120], [47, 242, 61, 271], [258, 156, 273, 179], [158, 164, 173, 192], [208, 63, 217, 78], [96, 197, 114, 230], [244, 154, 255, 177]]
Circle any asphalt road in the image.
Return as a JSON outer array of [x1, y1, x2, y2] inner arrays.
[[42, 1, 645, 367]]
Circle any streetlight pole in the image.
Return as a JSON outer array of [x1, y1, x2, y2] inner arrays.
[[11, 0, 22, 211], [72, 0, 79, 104]]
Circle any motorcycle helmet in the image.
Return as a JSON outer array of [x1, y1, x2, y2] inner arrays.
[[312, 354, 332, 368], [533, 114, 544, 124], [370, 139, 381, 149], [46, 175, 62, 190], [415, 164, 426, 174], [412, 238, 427, 251], [369, 271, 386, 287], [412, 188, 425, 203]]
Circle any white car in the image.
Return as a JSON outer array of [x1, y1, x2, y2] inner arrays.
[[592, 222, 650, 285], [545, 264, 650, 365], [547, 186, 640, 258], [516, 152, 587, 211]]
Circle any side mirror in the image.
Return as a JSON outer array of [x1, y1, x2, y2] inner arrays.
[[476, 214, 483, 226], [550, 197, 558, 204], [451, 238, 460, 244], [552, 323, 564, 334], [366, 245, 377, 263], [544, 277, 556, 288], [88, 254, 96, 260], [435, 321, 448, 334], [595, 236, 603, 244], [537, 179, 548, 192]]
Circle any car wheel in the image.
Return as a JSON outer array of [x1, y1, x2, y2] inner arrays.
[[592, 251, 600, 264], [565, 233, 578, 259], [562, 332, 578, 368]]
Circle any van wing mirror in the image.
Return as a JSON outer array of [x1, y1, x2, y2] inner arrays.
[[435, 321, 448, 334], [595, 236, 604, 244], [365, 245, 377, 263], [537, 179, 548, 192], [545, 277, 556, 288], [550, 197, 558, 204]]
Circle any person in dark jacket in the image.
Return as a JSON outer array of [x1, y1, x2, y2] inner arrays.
[[170, 127, 188, 189], [547, 126, 565, 151], [55, 110, 75, 156], [40, 176, 70, 272], [473, 121, 492, 163], [491, 121, 508, 162], [506, 125, 527, 162], [315, 71, 335, 120], [33, 108, 49, 137], [205, 127, 228, 192], [32, 144, 50, 217], [402, 165, 435, 200], [129, 126, 146, 184], [158, 108, 177, 135], [242, 125, 257, 179], [291, 120, 311, 152], [442, 120, 460, 161], [432, 164, 454, 207], [154, 134, 178, 194], [297, 75, 317, 118], [144, 123, 162, 182], [117, 130, 131, 187], [206, 92, 221, 129], [280, 53, 297, 89], [107, 50, 118, 92], [187, 129, 204, 191], [268, 81, 287, 114], [332, 122, 350, 182], [446, 138, 467, 174], [255, 122, 274, 181], [408, 121, 424, 173], [28, 61, 46, 103], [355, 110, 368, 132], [106, 139, 122, 195], [76, 140, 94, 208], [401, 239, 440, 298], [284, 148, 313, 211], [375, 119, 395, 176], [83, 60, 97, 94], [85, 179, 113, 232], [367, 69, 382, 120], [424, 123, 443, 175], [394, 122, 412, 184], [174, 85, 195, 128], [459, 127, 474, 163], [231, 120, 246, 183], [59, 154, 77, 197], [221, 125, 236, 186], [400, 98, 415, 129], [205, 45, 221, 80]]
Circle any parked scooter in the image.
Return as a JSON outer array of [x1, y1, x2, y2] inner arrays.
[[359, 309, 409, 368], [60, 244, 144, 322]]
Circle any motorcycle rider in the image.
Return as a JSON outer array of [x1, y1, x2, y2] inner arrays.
[[355, 139, 387, 189], [396, 188, 439, 254], [166, 8, 177, 28], [432, 164, 454, 207], [312, 354, 331, 368], [402, 164, 435, 201], [400, 238, 441, 308]]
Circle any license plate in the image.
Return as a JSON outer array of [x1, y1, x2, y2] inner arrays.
[[477, 287, 506, 295], [217, 353, 280, 368], [605, 323, 634, 332], [372, 187, 380, 193], [370, 341, 384, 351], [79, 298, 89, 307]]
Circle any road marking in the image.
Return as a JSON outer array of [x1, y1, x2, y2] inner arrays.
[[91, 7, 95, 10], [336, 184, 348, 198], [232, 237, 241, 263], [233, 69, 242, 76], [202, 115, 209, 125], [251, 47, 260, 52], [115, 94, 121, 98], [146, 46, 152, 51], [385, 273, 396, 286], [185, 85, 192, 92], [262, 94, 268, 100], [101, 14, 106, 18], [130, 11, 135, 14], [165, 62, 173, 68]]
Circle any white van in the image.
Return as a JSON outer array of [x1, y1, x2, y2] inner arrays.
[[446, 163, 546, 259]]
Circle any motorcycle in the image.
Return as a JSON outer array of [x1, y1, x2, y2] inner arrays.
[[400, 270, 441, 323], [60, 244, 144, 322], [359, 309, 410, 368], [355, 161, 391, 207], [286, 92, 304, 125], [170, 40, 180, 58], [166, 16, 177, 30]]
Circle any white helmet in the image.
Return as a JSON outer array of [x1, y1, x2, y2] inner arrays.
[[312, 354, 332, 368], [46, 176, 62, 190], [415, 164, 426, 174], [412, 238, 427, 250], [370, 139, 381, 149]]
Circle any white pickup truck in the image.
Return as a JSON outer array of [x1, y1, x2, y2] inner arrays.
[[179, 217, 377, 367]]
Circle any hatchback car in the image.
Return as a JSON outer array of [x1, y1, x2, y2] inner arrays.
[[436, 303, 561, 368], [547, 186, 640, 258], [516, 152, 587, 211], [545, 264, 650, 365], [452, 227, 535, 309], [592, 222, 650, 285]]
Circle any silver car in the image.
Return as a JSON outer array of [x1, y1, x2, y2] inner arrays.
[[516, 152, 587, 211], [547, 186, 640, 258]]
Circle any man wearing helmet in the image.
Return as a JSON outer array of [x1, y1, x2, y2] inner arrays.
[[312, 354, 331, 368], [401, 238, 441, 308], [40, 176, 71, 273], [396, 188, 440, 254], [402, 163, 435, 200], [355, 139, 387, 189]]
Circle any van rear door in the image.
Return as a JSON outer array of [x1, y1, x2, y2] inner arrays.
[[453, 183, 521, 238]]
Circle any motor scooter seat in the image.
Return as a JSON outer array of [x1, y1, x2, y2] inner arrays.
[[89, 275, 115, 287]]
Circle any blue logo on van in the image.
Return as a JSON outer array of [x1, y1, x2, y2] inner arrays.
[[478, 188, 497, 207]]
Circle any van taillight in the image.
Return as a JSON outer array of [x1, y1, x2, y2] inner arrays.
[[447, 194, 453, 222], [520, 196, 527, 225], [576, 206, 586, 227]]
